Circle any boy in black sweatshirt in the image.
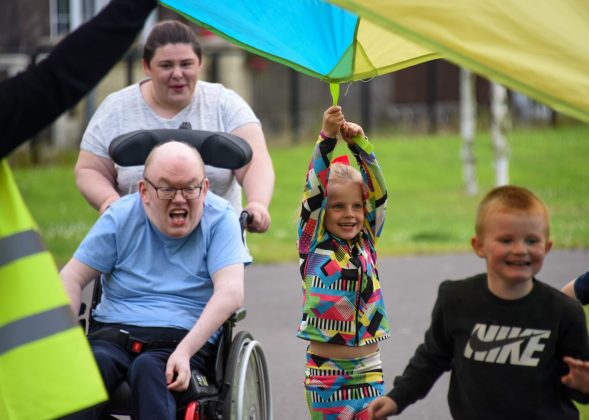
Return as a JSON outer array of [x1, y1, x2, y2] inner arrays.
[[369, 185, 589, 420]]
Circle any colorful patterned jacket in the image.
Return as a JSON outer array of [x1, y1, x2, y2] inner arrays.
[[297, 135, 390, 346]]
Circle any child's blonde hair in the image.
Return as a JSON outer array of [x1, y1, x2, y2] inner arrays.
[[328, 162, 362, 184], [475, 185, 550, 238], [328, 162, 369, 201]]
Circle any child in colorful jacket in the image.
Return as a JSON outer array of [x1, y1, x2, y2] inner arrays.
[[297, 105, 389, 419]]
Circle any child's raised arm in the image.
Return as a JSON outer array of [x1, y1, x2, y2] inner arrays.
[[298, 106, 344, 255], [341, 120, 386, 244]]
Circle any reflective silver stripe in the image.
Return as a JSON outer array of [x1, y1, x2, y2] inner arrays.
[[0, 230, 45, 267], [0, 305, 77, 355]]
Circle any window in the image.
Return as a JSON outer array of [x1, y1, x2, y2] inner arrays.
[[50, 0, 70, 37], [50, 0, 98, 38]]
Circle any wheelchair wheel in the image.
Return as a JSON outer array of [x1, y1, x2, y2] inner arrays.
[[223, 331, 272, 419]]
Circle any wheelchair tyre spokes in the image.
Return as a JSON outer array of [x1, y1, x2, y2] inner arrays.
[[236, 339, 271, 420], [223, 332, 272, 420]]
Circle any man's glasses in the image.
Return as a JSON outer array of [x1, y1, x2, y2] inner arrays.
[[144, 177, 203, 200]]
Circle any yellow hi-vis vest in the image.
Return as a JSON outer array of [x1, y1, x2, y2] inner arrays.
[[0, 160, 107, 419]]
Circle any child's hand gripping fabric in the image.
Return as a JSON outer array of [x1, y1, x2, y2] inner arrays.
[[340, 121, 366, 146], [322, 105, 345, 138]]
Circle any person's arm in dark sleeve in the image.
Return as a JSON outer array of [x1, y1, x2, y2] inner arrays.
[[0, 0, 157, 158], [387, 282, 454, 413], [573, 272, 589, 304]]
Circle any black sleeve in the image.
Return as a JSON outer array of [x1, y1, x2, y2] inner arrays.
[[0, 0, 157, 159], [574, 272, 589, 305], [387, 281, 454, 413]]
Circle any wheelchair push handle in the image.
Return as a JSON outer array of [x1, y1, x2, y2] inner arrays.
[[239, 210, 253, 231]]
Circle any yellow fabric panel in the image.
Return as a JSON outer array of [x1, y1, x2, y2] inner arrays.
[[330, 0, 589, 122], [0, 328, 107, 420], [0, 253, 70, 326], [0, 159, 69, 327], [0, 161, 38, 237], [355, 18, 438, 77], [0, 160, 108, 419]]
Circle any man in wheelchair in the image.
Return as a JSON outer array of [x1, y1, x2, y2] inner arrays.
[[60, 140, 251, 419]]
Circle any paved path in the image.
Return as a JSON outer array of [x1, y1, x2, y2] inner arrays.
[[237, 250, 589, 419]]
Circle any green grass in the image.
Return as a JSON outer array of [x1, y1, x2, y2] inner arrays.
[[11, 124, 589, 267], [9, 124, 589, 418], [247, 123, 589, 262], [11, 162, 98, 266]]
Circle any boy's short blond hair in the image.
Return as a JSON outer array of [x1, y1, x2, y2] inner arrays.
[[475, 185, 550, 237]]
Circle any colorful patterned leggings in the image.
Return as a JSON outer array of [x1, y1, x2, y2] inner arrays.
[[304, 348, 384, 420]]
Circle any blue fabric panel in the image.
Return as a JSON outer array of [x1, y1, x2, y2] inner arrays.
[[162, 0, 358, 77]]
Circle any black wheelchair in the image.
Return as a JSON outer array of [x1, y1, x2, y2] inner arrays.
[[79, 129, 272, 420]]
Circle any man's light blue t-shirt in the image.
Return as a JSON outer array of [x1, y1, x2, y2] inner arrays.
[[74, 192, 252, 333]]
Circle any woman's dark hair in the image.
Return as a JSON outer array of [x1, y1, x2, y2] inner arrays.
[[143, 20, 202, 65]]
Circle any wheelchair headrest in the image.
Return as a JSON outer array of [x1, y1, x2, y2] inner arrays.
[[108, 129, 253, 169]]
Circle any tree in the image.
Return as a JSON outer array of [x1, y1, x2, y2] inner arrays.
[[490, 82, 510, 186], [460, 69, 511, 193], [460, 68, 478, 195]]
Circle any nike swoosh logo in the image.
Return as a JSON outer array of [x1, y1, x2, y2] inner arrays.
[[468, 331, 546, 352]]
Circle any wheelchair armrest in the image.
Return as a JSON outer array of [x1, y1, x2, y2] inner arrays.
[[108, 129, 252, 169], [229, 308, 247, 325], [180, 371, 219, 402]]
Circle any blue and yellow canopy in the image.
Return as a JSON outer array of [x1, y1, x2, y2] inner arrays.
[[163, 0, 589, 123], [161, 0, 437, 82]]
